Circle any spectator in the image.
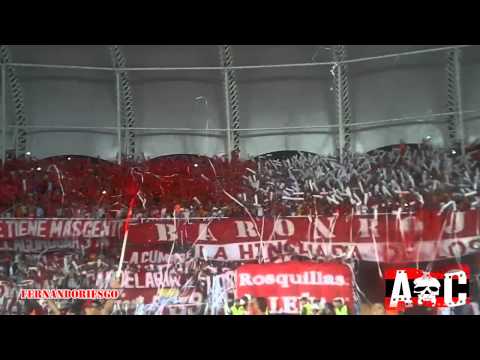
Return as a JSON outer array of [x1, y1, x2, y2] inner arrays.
[[35, 206, 45, 218], [333, 298, 349, 315], [452, 303, 475, 315], [299, 296, 313, 315], [312, 303, 321, 315], [437, 307, 452, 315], [230, 298, 247, 315], [249, 297, 269, 315], [370, 303, 386, 315], [322, 303, 335, 315]]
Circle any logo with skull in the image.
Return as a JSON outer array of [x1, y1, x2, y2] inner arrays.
[[413, 272, 441, 306]]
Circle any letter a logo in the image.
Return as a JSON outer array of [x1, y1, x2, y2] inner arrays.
[[389, 270, 413, 308]]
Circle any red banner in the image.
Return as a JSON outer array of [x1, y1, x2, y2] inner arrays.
[[235, 261, 353, 314], [2, 210, 480, 263]]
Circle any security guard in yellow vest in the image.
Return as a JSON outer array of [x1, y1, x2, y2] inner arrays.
[[333, 297, 349, 315], [299, 296, 314, 315], [230, 298, 247, 315]]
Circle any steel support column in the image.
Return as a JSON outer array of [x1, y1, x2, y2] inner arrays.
[[446, 48, 465, 155], [336, 62, 345, 161], [219, 45, 240, 159], [0, 45, 27, 158], [332, 45, 353, 162], [109, 45, 136, 160]]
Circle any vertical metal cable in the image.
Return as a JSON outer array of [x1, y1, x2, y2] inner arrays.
[[446, 49, 465, 154], [115, 72, 122, 165], [332, 45, 353, 160], [0, 45, 27, 157], [219, 45, 241, 154], [1, 65, 6, 166], [109, 45, 136, 159]]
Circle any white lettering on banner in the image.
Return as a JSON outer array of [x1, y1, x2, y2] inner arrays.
[[92, 221, 101, 238], [62, 221, 72, 237], [82, 221, 93, 238], [129, 252, 139, 264], [282, 297, 299, 314], [276, 274, 288, 288], [93, 221, 101, 237], [264, 274, 275, 285], [126, 272, 135, 288], [155, 224, 178, 241], [6, 220, 120, 239], [84, 221, 92, 236], [79, 222, 85, 236], [70, 221, 79, 237], [2, 220, 122, 239], [191, 237, 480, 263], [448, 241, 466, 258], [269, 296, 329, 314], [102, 222, 110, 237], [37, 221, 47, 237], [18, 221, 28, 237], [269, 296, 279, 313], [381, 237, 480, 263], [238, 272, 347, 288], [313, 217, 336, 241], [128, 250, 187, 265], [196, 223, 218, 242], [273, 219, 295, 237], [145, 273, 155, 288], [238, 243, 256, 260], [49, 221, 63, 238], [153, 272, 163, 287], [98, 267, 183, 290], [27, 221, 37, 237], [235, 221, 259, 238], [134, 274, 143, 288], [5, 221, 14, 238], [267, 296, 303, 314], [239, 273, 253, 286], [213, 247, 228, 260], [193, 241, 363, 262], [196, 245, 205, 259], [444, 212, 465, 235], [358, 217, 379, 238]]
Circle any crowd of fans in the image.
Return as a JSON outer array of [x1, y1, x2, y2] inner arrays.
[[2, 140, 480, 315], [2, 140, 480, 221], [0, 241, 237, 315]]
